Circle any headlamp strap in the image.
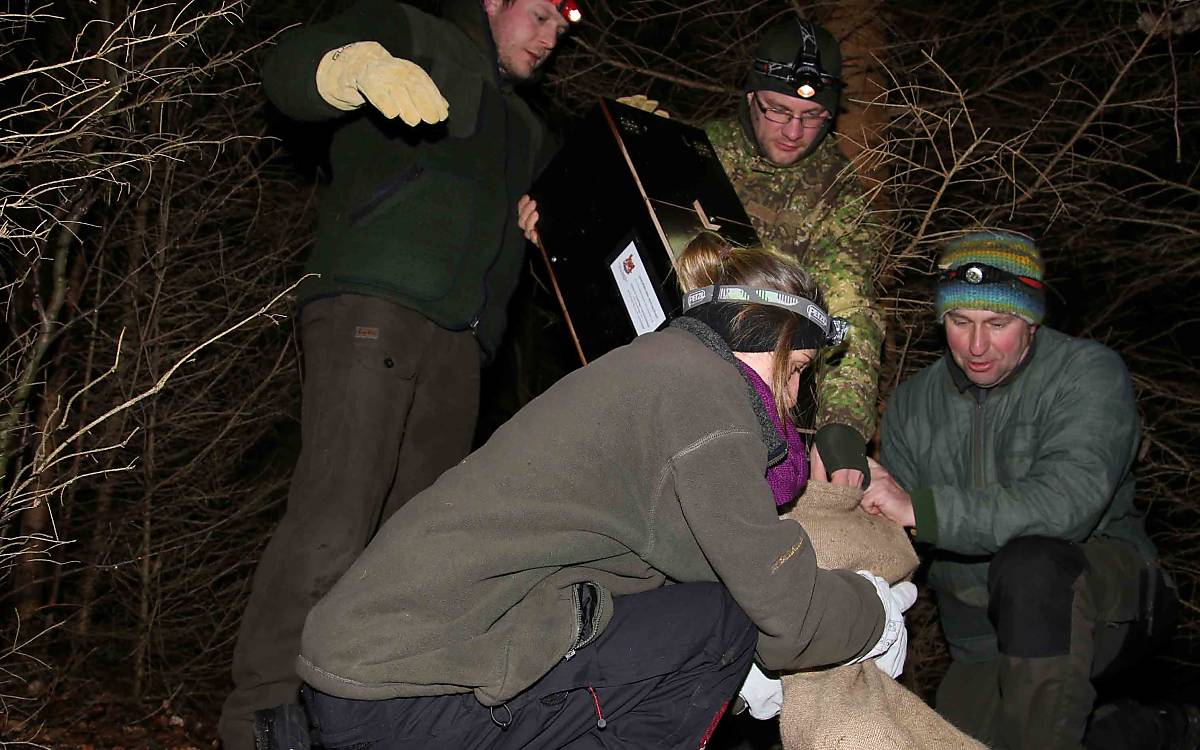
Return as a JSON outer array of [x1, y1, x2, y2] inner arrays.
[[796, 18, 819, 67], [683, 284, 848, 346], [751, 18, 841, 98], [938, 262, 1044, 290]]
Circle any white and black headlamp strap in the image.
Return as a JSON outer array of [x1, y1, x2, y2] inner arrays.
[[682, 284, 849, 347]]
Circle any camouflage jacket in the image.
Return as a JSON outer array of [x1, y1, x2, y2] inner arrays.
[[706, 119, 884, 442]]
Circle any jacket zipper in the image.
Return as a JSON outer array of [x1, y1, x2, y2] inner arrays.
[[564, 582, 601, 660], [564, 583, 583, 660], [971, 392, 985, 488], [349, 163, 425, 226], [470, 86, 517, 338]]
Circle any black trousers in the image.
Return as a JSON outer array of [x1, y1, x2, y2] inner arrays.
[[304, 582, 758, 750]]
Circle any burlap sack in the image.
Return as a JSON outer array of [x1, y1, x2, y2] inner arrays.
[[780, 480, 918, 579], [776, 480, 986, 750], [779, 663, 984, 749]]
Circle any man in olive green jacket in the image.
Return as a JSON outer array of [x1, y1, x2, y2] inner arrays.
[[221, 1, 575, 747], [863, 231, 1171, 749]]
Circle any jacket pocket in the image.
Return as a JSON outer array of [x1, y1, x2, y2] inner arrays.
[[565, 582, 604, 659], [997, 422, 1039, 481], [338, 165, 481, 302], [349, 163, 426, 227]]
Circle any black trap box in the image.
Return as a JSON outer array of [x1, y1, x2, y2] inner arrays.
[[529, 98, 760, 365]]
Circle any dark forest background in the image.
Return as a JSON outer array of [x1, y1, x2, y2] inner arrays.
[[1, 0, 1198, 745]]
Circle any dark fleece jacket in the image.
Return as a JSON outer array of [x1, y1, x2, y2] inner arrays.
[[260, 0, 552, 356], [297, 321, 885, 704]]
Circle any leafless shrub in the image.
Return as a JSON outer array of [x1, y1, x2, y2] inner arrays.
[[0, 0, 311, 731], [3, 0, 1196, 738]]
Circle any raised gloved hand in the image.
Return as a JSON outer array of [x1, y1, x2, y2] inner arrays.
[[846, 571, 918, 679], [737, 663, 783, 720], [615, 94, 670, 118], [316, 41, 449, 126]]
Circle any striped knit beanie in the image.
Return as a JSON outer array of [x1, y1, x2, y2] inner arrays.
[[937, 230, 1046, 324]]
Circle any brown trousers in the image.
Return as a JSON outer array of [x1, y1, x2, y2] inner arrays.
[[219, 295, 480, 750]]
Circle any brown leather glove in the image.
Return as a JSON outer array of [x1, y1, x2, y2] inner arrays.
[[316, 41, 449, 126]]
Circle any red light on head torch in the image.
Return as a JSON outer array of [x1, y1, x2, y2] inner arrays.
[[554, 0, 582, 23]]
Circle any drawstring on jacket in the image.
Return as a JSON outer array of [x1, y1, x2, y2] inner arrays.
[[489, 703, 513, 728], [587, 686, 607, 729]]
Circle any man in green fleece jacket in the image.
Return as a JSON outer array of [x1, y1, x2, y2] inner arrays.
[[863, 231, 1182, 749], [220, 2, 576, 747]]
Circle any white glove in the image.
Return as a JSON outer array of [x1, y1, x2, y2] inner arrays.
[[846, 571, 918, 679], [738, 663, 783, 720]]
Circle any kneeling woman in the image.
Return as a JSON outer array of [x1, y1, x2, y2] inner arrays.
[[295, 235, 892, 749]]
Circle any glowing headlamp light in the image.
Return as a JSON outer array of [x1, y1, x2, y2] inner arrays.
[[752, 58, 841, 100], [554, 0, 582, 23], [751, 19, 841, 100]]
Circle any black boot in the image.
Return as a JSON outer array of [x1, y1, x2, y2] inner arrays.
[[1085, 700, 1200, 750], [1154, 702, 1200, 750]]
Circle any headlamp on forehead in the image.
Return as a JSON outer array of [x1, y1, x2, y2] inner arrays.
[[752, 20, 841, 100], [553, 0, 582, 23], [938, 262, 1044, 291], [683, 284, 848, 347]]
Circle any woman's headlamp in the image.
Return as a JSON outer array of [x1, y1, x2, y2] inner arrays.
[[683, 284, 848, 347]]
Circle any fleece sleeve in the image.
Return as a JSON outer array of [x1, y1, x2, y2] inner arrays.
[[669, 429, 884, 671]]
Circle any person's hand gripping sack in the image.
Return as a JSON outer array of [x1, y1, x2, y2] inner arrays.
[[316, 41, 449, 126], [845, 571, 919, 678]]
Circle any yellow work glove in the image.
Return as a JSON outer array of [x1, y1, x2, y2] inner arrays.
[[615, 94, 670, 118], [316, 41, 449, 126]]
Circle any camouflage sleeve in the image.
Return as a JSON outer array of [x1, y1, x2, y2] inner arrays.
[[805, 192, 885, 443], [706, 118, 884, 441]]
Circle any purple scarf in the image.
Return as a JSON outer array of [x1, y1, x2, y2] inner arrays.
[[737, 361, 810, 506]]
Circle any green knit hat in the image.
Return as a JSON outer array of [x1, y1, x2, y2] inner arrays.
[[937, 231, 1047, 324]]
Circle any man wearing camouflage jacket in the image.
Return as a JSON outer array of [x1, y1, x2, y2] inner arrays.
[[521, 17, 884, 484], [707, 16, 884, 485]]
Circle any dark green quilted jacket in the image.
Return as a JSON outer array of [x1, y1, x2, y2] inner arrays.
[[881, 327, 1155, 661]]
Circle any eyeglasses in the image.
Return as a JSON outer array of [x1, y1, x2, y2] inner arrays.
[[752, 94, 831, 128], [938, 262, 1044, 290]]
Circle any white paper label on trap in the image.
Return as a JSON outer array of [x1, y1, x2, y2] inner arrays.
[[609, 240, 666, 336]]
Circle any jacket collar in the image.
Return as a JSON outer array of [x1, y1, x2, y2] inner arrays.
[[442, 0, 507, 86], [671, 316, 787, 467], [445, 0, 542, 91], [944, 330, 1040, 396]]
